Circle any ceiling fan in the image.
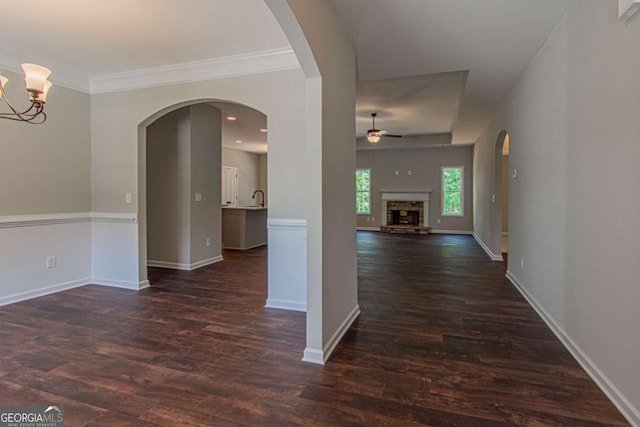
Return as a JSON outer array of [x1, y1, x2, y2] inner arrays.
[[366, 113, 402, 143]]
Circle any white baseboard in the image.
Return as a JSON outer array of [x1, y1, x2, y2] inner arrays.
[[302, 304, 361, 365], [190, 256, 224, 270], [0, 278, 90, 306], [265, 298, 307, 312], [147, 255, 223, 271], [223, 243, 266, 250], [473, 233, 503, 261], [431, 229, 474, 235], [356, 227, 380, 231], [506, 271, 640, 427], [91, 278, 150, 290]]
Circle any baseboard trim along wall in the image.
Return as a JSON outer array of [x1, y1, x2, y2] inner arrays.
[[265, 298, 307, 312], [0, 278, 90, 307], [147, 256, 223, 271], [430, 230, 474, 235], [473, 233, 504, 261], [91, 278, 150, 291], [356, 226, 380, 231], [302, 304, 361, 365], [506, 271, 640, 427]]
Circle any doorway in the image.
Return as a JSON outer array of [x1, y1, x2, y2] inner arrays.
[[222, 166, 238, 208], [494, 130, 510, 264]]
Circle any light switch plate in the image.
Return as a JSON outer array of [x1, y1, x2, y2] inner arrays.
[[195, 193, 202, 202]]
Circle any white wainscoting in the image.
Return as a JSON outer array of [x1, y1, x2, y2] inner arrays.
[[266, 218, 307, 312], [0, 215, 92, 306], [91, 215, 146, 290]]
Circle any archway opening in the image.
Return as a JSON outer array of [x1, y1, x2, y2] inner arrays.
[[138, 99, 268, 283], [494, 130, 510, 265]]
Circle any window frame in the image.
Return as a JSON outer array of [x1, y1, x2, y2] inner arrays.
[[441, 166, 464, 217], [356, 168, 371, 215]]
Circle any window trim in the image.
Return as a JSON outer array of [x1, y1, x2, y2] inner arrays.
[[356, 168, 371, 215], [441, 166, 464, 217]]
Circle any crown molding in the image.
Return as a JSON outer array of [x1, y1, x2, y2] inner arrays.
[[89, 47, 300, 94], [0, 47, 90, 93], [0, 47, 299, 95]]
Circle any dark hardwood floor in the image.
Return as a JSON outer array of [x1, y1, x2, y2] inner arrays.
[[0, 233, 628, 426]]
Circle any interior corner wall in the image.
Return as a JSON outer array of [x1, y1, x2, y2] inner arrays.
[[147, 107, 192, 266], [189, 104, 222, 265], [473, 0, 640, 422], [222, 148, 261, 206], [0, 69, 92, 304], [356, 146, 474, 232]]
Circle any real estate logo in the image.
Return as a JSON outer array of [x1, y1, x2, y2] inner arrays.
[[0, 405, 64, 427]]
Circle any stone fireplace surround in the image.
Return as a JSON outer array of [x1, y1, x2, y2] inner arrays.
[[380, 191, 432, 231]]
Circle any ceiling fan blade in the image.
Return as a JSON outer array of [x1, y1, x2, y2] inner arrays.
[[382, 134, 403, 138]]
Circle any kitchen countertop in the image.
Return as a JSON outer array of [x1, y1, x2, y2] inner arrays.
[[222, 206, 267, 211]]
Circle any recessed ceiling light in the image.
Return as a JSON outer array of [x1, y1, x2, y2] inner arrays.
[[260, 128, 268, 133], [235, 140, 243, 144], [226, 116, 237, 121]]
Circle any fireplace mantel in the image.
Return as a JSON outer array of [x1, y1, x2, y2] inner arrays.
[[381, 191, 433, 228], [381, 191, 432, 202]]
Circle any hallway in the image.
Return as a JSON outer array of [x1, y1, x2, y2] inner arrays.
[[0, 234, 627, 425]]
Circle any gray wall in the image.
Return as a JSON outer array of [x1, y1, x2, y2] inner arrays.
[[502, 154, 509, 233], [146, 105, 222, 266], [222, 148, 264, 206], [258, 153, 268, 207], [473, 0, 640, 419], [0, 68, 90, 215], [189, 104, 222, 264], [147, 108, 191, 265], [356, 145, 474, 232]]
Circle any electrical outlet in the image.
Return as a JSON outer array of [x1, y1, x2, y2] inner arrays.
[[395, 170, 399, 176], [125, 192, 132, 204], [512, 168, 518, 179], [46, 256, 57, 269], [206, 237, 212, 247], [437, 218, 441, 224], [408, 170, 412, 175], [195, 193, 202, 202], [520, 256, 524, 269], [366, 217, 371, 222], [371, 216, 375, 222]]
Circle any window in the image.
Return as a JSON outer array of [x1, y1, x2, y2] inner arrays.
[[442, 166, 464, 216], [356, 169, 371, 214]]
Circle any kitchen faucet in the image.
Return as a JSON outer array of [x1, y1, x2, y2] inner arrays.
[[252, 190, 265, 207]]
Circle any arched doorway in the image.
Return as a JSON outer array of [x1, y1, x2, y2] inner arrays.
[[494, 130, 510, 264], [138, 99, 268, 280]]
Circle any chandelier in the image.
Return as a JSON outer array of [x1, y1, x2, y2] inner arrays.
[[0, 64, 52, 124]]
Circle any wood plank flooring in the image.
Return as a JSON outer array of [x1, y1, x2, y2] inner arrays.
[[0, 232, 629, 426]]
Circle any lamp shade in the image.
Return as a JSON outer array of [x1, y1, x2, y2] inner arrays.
[[22, 63, 52, 93], [36, 81, 53, 103], [0, 75, 7, 100], [367, 135, 381, 143]]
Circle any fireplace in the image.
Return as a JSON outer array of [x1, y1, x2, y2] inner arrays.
[[380, 191, 432, 234]]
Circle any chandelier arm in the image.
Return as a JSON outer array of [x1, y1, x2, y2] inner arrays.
[[0, 91, 46, 123]]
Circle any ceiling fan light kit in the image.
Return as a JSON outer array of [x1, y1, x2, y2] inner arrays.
[[366, 113, 403, 143]]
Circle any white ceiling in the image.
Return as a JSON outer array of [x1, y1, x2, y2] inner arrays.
[[334, 0, 573, 143], [209, 102, 268, 154], [0, 0, 290, 77], [0, 0, 573, 147]]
